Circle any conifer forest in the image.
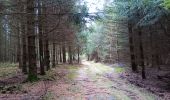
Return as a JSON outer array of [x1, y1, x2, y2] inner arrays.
[[0, 0, 170, 100]]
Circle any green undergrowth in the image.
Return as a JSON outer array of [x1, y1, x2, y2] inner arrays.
[[0, 62, 18, 68], [39, 69, 58, 81], [0, 63, 19, 78], [65, 65, 80, 70], [114, 67, 125, 73], [42, 91, 55, 100], [0, 67, 19, 78], [0, 84, 26, 94], [65, 65, 79, 80], [27, 74, 39, 82]]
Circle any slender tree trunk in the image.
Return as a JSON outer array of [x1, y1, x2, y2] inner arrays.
[[22, 24, 27, 74], [78, 46, 80, 63], [149, 26, 154, 67], [59, 45, 62, 63], [27, 0, 37, 80], [38, 1, 45, 75], [138, 28, 146, 79], [62, 44, 66, 63], [17, 23, 22, 68], [43, 6, 50, 71], [69, 46, 72, 64], [52, 42, 56, 67], [56, 45, 58, 65], [128, 23, 138, 72], [44, 38, 50, 70]]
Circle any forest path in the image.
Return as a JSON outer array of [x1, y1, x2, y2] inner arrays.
[[47, 60, 160, 100]]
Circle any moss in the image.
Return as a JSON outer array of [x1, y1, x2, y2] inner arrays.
[[40, 69, 57, 81], [114, 67, 125, 73], [27, 74, 39, 82], [0, 67, 19, 78], [0, 63, 18, 68], [42, 91, 55, 100]]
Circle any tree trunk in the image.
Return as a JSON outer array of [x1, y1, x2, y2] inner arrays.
[[69, 46, 72, 64], [59, 45, 62, 63], [56, 45, 58, 65], [43, 6, 50, 71], [22, 24, 27, 74], [52, 42, 56, 67], [128, 23, 138, 72], [78, 46, 80, 63], [17, 23, 22, 68], [138, 28, 146, 79], [38, 1, 45, 75], [27, 0, 37, 80], [62, 44, 66, 63]]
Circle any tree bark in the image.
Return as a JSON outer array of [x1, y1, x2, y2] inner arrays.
[[27, 0, 37, 80], [56, 45, 58, 65], [62, 44, 66, 63], [38, 0, 45, 75], [128, 23, 138, 72], [78, 46, 80, 63], [52, 42, 56, 67], [69, 46, 73, 64], [59, 45, 62, 63], [22, 24, 27, 74], [138, 28, 146, 79]]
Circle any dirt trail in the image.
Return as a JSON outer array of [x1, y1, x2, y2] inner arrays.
[[0, 60, 161, 100], [48, 60, 161, 100]]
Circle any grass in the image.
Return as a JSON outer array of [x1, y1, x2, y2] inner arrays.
[[0, 84, 25, 94], [114, 67, 125, 73], [0, 63, 19, 78], [0, 62, 18, 68], [66, 65, 79, 80], [39, 69, 58, 81], [42, 91, 55, 100]]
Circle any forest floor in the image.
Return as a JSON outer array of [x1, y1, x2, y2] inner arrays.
[[0, 60, 165, 100]]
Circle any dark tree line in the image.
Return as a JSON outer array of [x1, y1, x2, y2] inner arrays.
[[85, 0, 170, 79], [0, 0, 86, 81]]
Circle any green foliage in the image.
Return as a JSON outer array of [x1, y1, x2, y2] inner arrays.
[[114, 0, 168, 26], [27, 74, 39, 82], [114, 67, 125, 73], [0, 64, 18, 78], [0, 84, 23, 94], [0, 63, 18, 68], [163, 0, 170, 9], [42, 91, 55, 100]]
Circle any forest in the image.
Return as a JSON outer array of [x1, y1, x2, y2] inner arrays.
[[0, 0, 170, 100]]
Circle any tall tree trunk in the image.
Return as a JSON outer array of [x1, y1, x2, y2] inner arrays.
[[21, 2, 27, 74], [38, 0, 45, 75], [22, 24, 27, 74], [43, 6, 50, 71], [62, 44, 66, 63], [52, 42, 56, 67], [59, 45, 62, 63], [56, 45, 58, 65], [128, 23, 138, 72], [27, 0, 37, 80], [78, 46, 80, 63], [45, 38, 50, 70], [149, 26, 154, 67], [69, 46, 72, 64], [138, 28, 146, 79], [17, 22, 22, 68]]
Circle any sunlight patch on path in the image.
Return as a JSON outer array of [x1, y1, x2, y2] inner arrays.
[[78, 60, 160, 100], [47, 61, 160, 100]]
